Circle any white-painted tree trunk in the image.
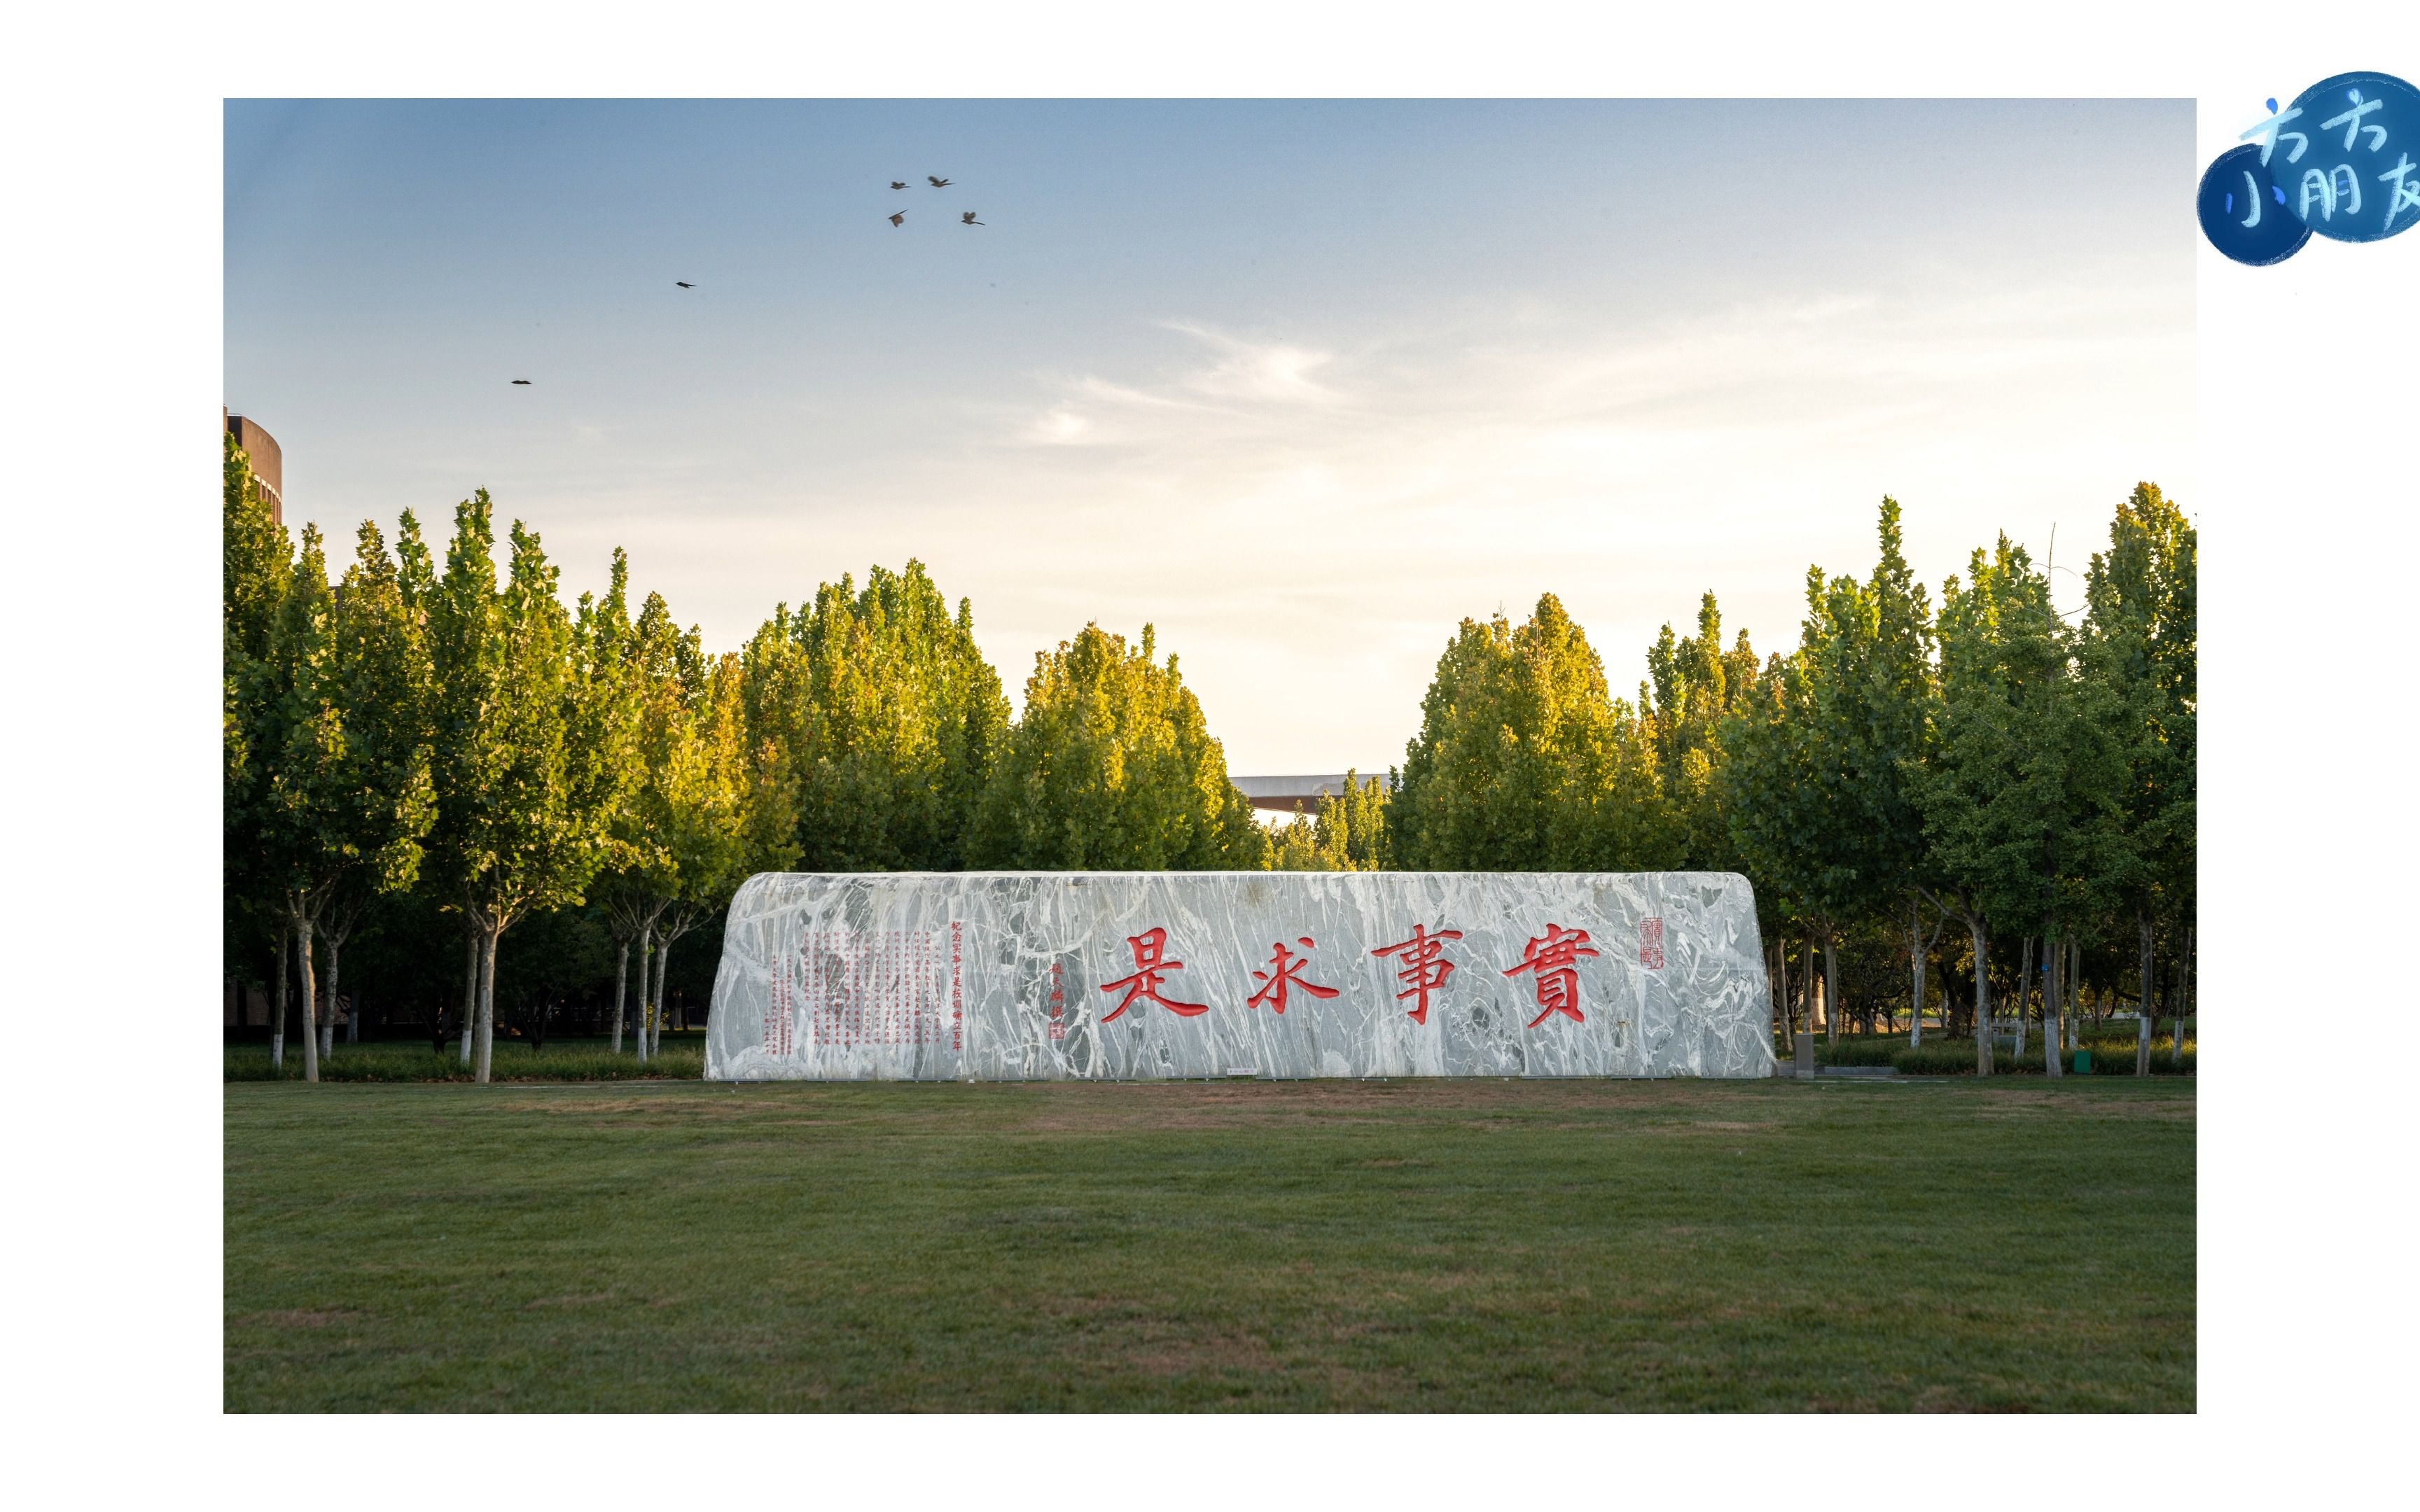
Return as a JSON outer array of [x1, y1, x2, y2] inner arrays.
[[271, 922, 290, 1071], [634, 924, 654, 1065], [458, 925, 478, 1066], [1970, 918, 1993, 1077], [1822, 933, 1841, 1049], [612, 939, 629, 1054], [2045, 932, 2065, 1079], [1910, 898, 1925, 1048], [292, 897, 321, 1085], [2136, 915, 2155, 1075], [321, 933, 343, 1062], [473, 922, 498, 1084], [651, 932, 673, 1058], [2013, 935, 2031, 1059]]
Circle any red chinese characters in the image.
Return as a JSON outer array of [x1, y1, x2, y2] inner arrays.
[[1503, 923, 1599, 1028], [1100, 927, 1208, 1020], [1638, 916, 1664, 969], [1371, 924, 1463, 1024], [1247, 937, 1340, 1014]]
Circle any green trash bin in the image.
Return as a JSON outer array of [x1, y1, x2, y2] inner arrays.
[[2073, 1048, 2092, 1075]]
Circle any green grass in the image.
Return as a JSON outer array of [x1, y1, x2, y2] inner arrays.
[[226, 1034, 704, 1082], [225, 1077, 2194, 1411]]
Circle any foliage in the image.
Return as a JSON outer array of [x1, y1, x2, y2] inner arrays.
[[1266, 769, 1391, 872], [742, 561, 1008, 871], [1389, 595, 1664, 870], [223, 472, 2194, 1072], [968, 623, 1265, 869]]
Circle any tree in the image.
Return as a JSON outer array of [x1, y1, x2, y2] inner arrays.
[[1391, 595, 1664, 871], [1266, 770, 1391, 872], [311, 519, 439, 1060], [249, 521, 436, 1083], [1642, 592, 1763, 872], [634, 639, 795, 1060], [423, 495, 636, 1084], [1907, 533, 2123, 1074], [1725, 501, 1938, 1046], [223, 435, 292, 1059], [742, 561, 1009, 872], [968, 624, 1265, 869], [2082, 484, 2197, 1074]]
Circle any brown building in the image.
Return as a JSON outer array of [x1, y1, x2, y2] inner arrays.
[[1232, 774, 1393, 816], [224, 408, 283, 526]]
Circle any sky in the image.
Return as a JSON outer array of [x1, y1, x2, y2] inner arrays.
[[225, 98, 2194, 774]]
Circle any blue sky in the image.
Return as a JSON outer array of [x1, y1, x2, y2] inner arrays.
[[225, 98, 2192, 772]]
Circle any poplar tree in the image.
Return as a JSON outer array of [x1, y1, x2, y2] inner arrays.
[[249, 522, 436, 1082], [424, 496, 636, 1083], [969, 623, 1265, 869], [1266, 770, 1391, 872], [2082, 484, 2197, 1072], [223, 435, 291, 1057], [1390, 595, 1663, 871], [1642, 592, 1762, 872], [742, 561, 1008, 872], [1908, 536, 2076, 1074]]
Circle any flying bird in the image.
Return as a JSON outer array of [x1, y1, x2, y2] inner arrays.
[[511, 379, 531, 385], [888, 211, 906, 227], [675, 280, 695, 288], [927, 176, 951, 188], [961, 211, 984, 225], [889, 181, 908, 190]]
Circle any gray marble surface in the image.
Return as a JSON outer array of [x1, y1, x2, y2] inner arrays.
[[705, 872, 1776, 1081]]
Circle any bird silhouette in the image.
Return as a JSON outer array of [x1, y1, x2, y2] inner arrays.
[[675, 281, 695, 288], [888, 211, 906, 227], [889, 181, 908, 190], [511, 379, 531, 385], [961, 211, 984, 225], [927, 176, 951, 188]]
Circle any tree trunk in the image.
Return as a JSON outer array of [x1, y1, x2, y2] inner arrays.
[[1970, 918, 1993, 1076], [322, 933, 344, 1061], [2015, 935, 2033, 1059], [473, 920, 499, 1085], [612, 938, 630, 1054], [292, 898, 321, 1085], [635, 923, 655, 1065], [1769, 937, 1783, 1053], [1821, 933, 1840, 1049], [271, 921, 291, 1070], [2136, 913, 2155, 1075], [459, 924, 478, 1067], [651, 932, 673, 1058], [1910, 898, 1925, 1049], [2173, 923, 2192, 1068], [2070, 938, 2083, 1051], [2045, 931, 2065, 1078]]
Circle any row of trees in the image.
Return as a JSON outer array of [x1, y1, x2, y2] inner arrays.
[[227, 435, 2193, 1079], [1368, 490, 2195, 1074]]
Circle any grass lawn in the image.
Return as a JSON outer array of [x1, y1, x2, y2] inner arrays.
[[225, 1077, 2194, 1411], [226, 1034, 705, 1082]]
